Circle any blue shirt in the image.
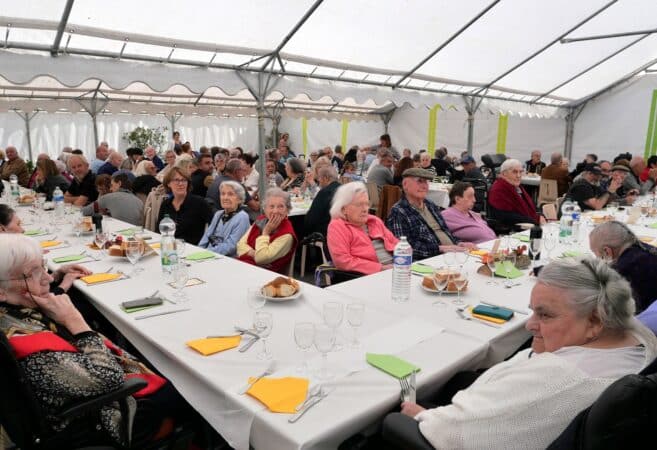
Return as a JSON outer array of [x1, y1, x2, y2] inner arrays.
[[198, 209, 250, 256], [90, 158, 105, 174]]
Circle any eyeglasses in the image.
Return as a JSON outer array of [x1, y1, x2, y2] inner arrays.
[[170, 178, 188, 185], [0, 266, 50, 283]]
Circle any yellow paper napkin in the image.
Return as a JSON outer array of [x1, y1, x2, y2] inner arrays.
[[40, 240, 62, 248], [186, 336, 241, 356], [81, 273, 122, 285], [150, 242, 161, 249], [247, 377, 309, 413], [468, 307, 507, 324]]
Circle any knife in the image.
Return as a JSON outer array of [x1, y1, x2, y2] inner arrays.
[[238, 337, 259, 353], [288, 391, 329, 423]]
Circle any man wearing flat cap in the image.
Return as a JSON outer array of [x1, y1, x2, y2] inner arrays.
[[386, 168, 474, 260], [566, 163, 625, 211]]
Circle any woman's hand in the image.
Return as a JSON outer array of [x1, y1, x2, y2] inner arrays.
[[30, 293, 91, 335], [458, 242, 477, 250], [439, 245, 468, 253], [263, 214, 283, 236], [58, 272, 86, 292], [58, 264, 92, 276], [401, 401, 426, 418]]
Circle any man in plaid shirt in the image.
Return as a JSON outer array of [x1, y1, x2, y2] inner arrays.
[[386, 168, 475, 260]]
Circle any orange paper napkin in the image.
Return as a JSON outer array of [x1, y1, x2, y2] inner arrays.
[[186, 336, 242, 356], [247, 377, 309, 413], [81, 273, 122, 285], [40, 240, 62, 248]]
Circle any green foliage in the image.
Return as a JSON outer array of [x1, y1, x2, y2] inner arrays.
[[122, 126, 168, 151]]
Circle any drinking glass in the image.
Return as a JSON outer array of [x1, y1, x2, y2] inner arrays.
[[503, 253, 516, 287], [172, 263, 189, 302], [454, 251, 468, 269], [175, 239, 186, 259], [294, 322, 315, 373], [94, 230, 110, 257], [530, 238, 541, 268], [443, 252, 456, 268], [432, 268, 449, 306], [314, 324, 336, 381], [345, 303, 365, 347], [247, 288, 266, 310], [543, 233, 556, 260], [486, 253, 500, 285], [607, 201, 619, 216], [125, 240, 144, 276], [254, 311, 273, 360], [322, 302, 344, 351], [451, 271, 468, 306]]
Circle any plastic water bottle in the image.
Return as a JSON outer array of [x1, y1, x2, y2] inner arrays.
[[559, 200, 574, 244], [159, 214, 177, 274], [9, 174, 19, 204], [391, 236, 413, 303], [571, 204, 582, 244], [53, 186, 65, 220]]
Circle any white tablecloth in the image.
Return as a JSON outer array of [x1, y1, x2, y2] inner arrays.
[[427, 183, 451, 209]]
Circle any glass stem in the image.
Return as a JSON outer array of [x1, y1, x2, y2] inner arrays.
[[262, 338, 268, 356]]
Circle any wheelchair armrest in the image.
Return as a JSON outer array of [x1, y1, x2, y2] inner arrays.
[[331, 269, 365, 284], [301, 232, 326, 246], [57, 378, 148, 421], [382, 412, 434, 450]]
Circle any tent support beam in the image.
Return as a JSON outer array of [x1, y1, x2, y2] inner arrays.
[[75, 85, 109, 149], [472, 0, 617, 96], [562, 28, 657, 44], [533, 34, 649, 103], [381, 108, 396, 133], [563, 104, 586, 161], [393, 0, 500, 89], [12, 109, 39, 161], [51, 0, 74, 56], [168, 114, 181, 136], [464, 96, 483, 155]]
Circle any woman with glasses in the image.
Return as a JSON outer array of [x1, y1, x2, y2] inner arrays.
[[158, 166, 212, 245], [198, 181, 250, 256], [488, 158, 544, 227]]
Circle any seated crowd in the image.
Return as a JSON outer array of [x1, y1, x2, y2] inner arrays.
[[2, 134, 657, 448]]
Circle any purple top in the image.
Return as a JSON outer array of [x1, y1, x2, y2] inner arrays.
[[638, 302, 657, 335], [441, 207, 496, 244]]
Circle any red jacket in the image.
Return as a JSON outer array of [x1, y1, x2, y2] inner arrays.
[[488, 177, 540, 224]]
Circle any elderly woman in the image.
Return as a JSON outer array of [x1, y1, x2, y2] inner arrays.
[[327, 182, 399, 275], [34, 158, 70, 200], [133, 160, 157, 177], [198, 181, 250, 256], [441, 181, 496, 244], [156, 149, 177, 182], [488, 158, 543, 226], [396, 257, 657, 449], [280, 157, 306, 191], [237, 188, 297, 273], [158, 166, 212, 245]]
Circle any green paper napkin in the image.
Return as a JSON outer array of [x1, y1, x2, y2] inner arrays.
[[366, 353, 420, 379], [511, 233, 530, 242], [185, 250, 216, 261], [411, 263, 434, 275], [115, 227, 140, 236], [53, 254, 86, 263], [494, 261, 523, 279], [648, 223, 657, 229], [122, 304, 161, 314], [23, 229, 44, 236], [561, 250, 583, 258]]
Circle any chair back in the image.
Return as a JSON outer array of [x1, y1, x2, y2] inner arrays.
[[143, 184, 167, 231], [462, 178, 489, 214], [366, 182, 380, 213], [542, 203, 558, 221], [537, 179, 558, 207], [377, 185, 402, 220]]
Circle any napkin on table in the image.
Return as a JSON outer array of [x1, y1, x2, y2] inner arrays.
[[366, 353, 420, 379], [247, 377, 309, 413], [186, 336, 242, 356], [81, 273, 122, 285], [52, 254, 87, 263], [511, 233, 530, 242], [185, 250, 216, 261], [494, 261, 523, 279], [40, 240, 63, 248], [411, 264, 434, 275]]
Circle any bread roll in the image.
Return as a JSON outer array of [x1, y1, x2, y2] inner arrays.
[[262, 285, 277, 297], [262, 276, 299, 297], [108, 244, 124, 257], [278, 284, 296, 297]]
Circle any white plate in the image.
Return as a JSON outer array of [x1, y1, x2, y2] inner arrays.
[[420, 283, 460, 295], [259, 287, 302, 302]]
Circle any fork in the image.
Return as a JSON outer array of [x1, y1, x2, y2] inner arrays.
[[456, 308, 501, 328], [238, 361, 276, 394], [399, 377, 411, 402]]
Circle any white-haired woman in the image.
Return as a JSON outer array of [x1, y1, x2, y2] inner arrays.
[[0, 234, 185, 446], [156, 149, 177, 182], [327, 182, 399, 275], [237, 188, 297, 273], [395, 257, 657, 449], [199, 181, 251, 256], [488, 158, 543, 226], [133, 160, 157, 177]]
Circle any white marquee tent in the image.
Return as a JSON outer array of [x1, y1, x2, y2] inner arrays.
[[2, 0, 657, 176]]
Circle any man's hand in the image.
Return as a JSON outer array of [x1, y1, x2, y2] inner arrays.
[[401, 402, 426, 418], [608, 178, 621, 193]]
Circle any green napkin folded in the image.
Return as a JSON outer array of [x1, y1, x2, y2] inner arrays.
[[122, 304, 161, 314], [115, 227, 141, 236], [185, 250, 216, 261], [511, 233, 530, 242], [53, 254, 86, 263], [561, 250, 583, 258], [648, 223, 657, 229], [23, 229, 44, 236], [366, 353, 420, 379], [411, 263, 434, 275], [494, 261, 523, 279]]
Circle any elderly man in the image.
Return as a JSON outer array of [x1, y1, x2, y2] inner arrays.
[[460, 155, 485, 181], [525, 150, 546, 174], [367, 148, 394, 191], [566, 163, 624, 211], [144, 146, 164, 171], [97, 150, 123, 176], [608, 164, 639, 204], [1, 146, 29, 186], [488, 159, 543, 226], [80, 173, 143, 226], [541, 152, 571, 196], [304, 166, 340, 237], [386, 168, 473, 260], [623, 156, 645, 192], [206, 158, 258, 213], [64, 154, 98, 206], [590, 221, 657, 312], [90, 145, 110, 174], [419, 152, 437, 177]]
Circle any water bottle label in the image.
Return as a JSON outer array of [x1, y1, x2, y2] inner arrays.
[[572, 212, 581, 221], [393, 255, 412, 266]]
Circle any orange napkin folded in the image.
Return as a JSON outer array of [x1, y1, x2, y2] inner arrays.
[[468, 307, 507, 324], [186, 336, 242, 356], [40, 240, 62, 248], [247, 377, 309, 413], [81, 273, 122, 285], [150, 242, 161, 249]]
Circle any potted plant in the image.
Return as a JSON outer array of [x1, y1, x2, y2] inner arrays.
[[122, 126, 168, 151]]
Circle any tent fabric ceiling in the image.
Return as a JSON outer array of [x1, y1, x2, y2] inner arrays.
[[1, 0, 656, 119]]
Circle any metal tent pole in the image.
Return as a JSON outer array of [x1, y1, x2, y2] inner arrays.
[[75, 85, 109, 150], [563, 104, 586, 161], [464, 97, 483, 155], [12, 109, 39, 161], [381, 108, 396, 134]]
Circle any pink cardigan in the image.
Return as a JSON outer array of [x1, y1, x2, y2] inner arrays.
[[327, 215, 400, 275]]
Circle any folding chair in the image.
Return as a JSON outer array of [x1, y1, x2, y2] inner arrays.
[[537, 179, 558, 207], [366, 182, 380, 215]]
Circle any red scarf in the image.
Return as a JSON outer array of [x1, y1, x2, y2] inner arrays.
[[239, 215, 297, 273]]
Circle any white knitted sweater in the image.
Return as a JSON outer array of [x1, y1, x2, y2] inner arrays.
[[416, 341, 656, 449]]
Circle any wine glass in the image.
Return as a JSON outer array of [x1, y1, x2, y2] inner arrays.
[[486, 253, 500, 285], [322, 302, 344, 351], [247, 288, 266, 310], [503, 253, 516, 288], [451, 271, 468, 306], [254, 311, 273, 360], [345, 303, 365, 348], [314, 324, 336, 381], [125, 240, 144, 276], [543, 232, 556, 260], [530, 237, 541, 268], [172, 263, 189, 302], [443, 252, 456, 268], [432, 269, 449, 306], [94, 230, 110, 257], [454, 251, 468, 269], [294, 322, 315, 373]]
